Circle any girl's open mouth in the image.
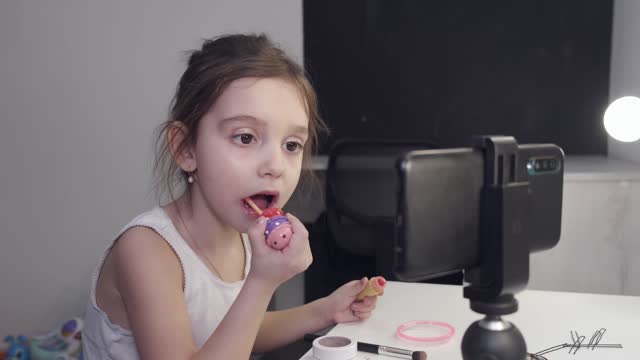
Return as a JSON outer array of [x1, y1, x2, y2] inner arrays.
[[243, 192, 279, 215]]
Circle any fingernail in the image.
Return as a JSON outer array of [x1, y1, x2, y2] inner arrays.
[[256, 217, 266, 224]]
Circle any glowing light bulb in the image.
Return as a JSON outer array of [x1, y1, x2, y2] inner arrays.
[[604, 96, 640, 142]]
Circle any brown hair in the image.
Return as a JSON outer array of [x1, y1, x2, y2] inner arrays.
[[153, 33, 327, 202]]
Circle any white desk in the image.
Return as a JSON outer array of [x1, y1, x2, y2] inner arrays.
[[299, 281, 640, 360]]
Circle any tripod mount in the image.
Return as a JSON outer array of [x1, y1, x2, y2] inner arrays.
[[461, 136, 531, 360]]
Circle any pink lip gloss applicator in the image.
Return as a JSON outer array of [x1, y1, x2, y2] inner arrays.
[[244, 198, 293, 250]]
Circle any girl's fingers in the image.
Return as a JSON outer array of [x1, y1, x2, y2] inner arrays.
[[352, 302, 376, 313], [282, 213, 310, 254], [353, 311, 372, 320], [286, 213, 309, 238], [351, 296, 377, 312], [247, 217, 268, 247]]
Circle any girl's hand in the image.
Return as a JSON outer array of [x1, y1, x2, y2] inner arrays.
[[246, 213, 312, 289], [323, 278, 378, 323]]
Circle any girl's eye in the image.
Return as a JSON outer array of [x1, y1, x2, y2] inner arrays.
[[240, 134, 254, 144], [285, 141, 303, 153], [234, 133, 255, 145]]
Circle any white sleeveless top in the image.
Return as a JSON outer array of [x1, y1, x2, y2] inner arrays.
[[82, 207, 251, 359]]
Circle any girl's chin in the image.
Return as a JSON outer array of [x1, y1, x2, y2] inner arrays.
[[237, 218, 253, 234]]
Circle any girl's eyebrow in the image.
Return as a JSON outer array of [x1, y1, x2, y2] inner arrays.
[[291, 125, 309, 137], [218, 115, 264, 129], [220, 115, 309, 137], [220, 115, 261, 124]]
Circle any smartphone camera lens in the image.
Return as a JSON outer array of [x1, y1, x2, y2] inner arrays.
[[528, 157, 559, 175]]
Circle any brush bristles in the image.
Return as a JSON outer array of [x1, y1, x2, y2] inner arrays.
[[412, 350, 428, 360]]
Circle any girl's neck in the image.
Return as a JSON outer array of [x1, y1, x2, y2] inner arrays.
[[164, 190, 246, 282], [170, 191, 238, 253]]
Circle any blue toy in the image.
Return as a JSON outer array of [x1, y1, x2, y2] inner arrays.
[[29, 318, 83, 360], [3, 335, 30, 360]]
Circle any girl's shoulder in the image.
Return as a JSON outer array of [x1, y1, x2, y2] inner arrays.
[[91, 208, 184, 335], [112, 225, 183, 281], [110, 207, 185, 289]]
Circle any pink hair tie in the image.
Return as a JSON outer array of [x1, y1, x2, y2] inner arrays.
[[396, 320, 455, 343]]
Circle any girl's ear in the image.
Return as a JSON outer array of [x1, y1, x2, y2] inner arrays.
[[167, 121, 197, 172]]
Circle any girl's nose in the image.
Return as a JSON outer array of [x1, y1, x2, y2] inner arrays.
[[258, 144, 285, 178]]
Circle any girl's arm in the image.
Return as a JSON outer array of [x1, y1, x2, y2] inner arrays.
[[195, 276, 275, 359], [115, 227, 277, 360], [117, 214, 312, 360], [253, 278, 379, 353], [253, 297, 333, 352]]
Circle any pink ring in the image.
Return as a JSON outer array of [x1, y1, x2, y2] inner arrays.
[[396, 320, 455, 343]]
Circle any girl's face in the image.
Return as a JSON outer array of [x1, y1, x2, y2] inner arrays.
[[192, 77, 309, 231]]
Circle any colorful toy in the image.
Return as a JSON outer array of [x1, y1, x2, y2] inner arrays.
[[261, 208, 293, 250], [3, 335, 30, 360], [244, 199, 293, 250], [356, 276, 386, 300], [29, 318, 83, 360]]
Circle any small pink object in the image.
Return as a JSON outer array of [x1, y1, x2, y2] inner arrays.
[[264, 215, 292, 250], [244, 198, 292, 250], [396, 320, 455, 343]]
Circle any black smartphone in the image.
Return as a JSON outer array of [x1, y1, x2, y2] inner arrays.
[[393, 144, 564, 282]]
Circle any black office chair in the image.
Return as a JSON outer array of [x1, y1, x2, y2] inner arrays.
[[305, 139, 460, 302]]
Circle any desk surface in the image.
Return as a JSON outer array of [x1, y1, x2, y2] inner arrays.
[[299, 281, 640, 360]]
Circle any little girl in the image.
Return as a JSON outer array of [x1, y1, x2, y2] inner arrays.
[[82, 33, 378, 359]]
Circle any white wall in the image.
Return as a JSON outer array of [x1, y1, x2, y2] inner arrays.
[[529, 158, 640, 296], [0, 0, 302, 336], [608, 0, 640, 162]]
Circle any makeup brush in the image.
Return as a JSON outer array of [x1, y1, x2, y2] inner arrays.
[[304, 334, 427, 360]]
